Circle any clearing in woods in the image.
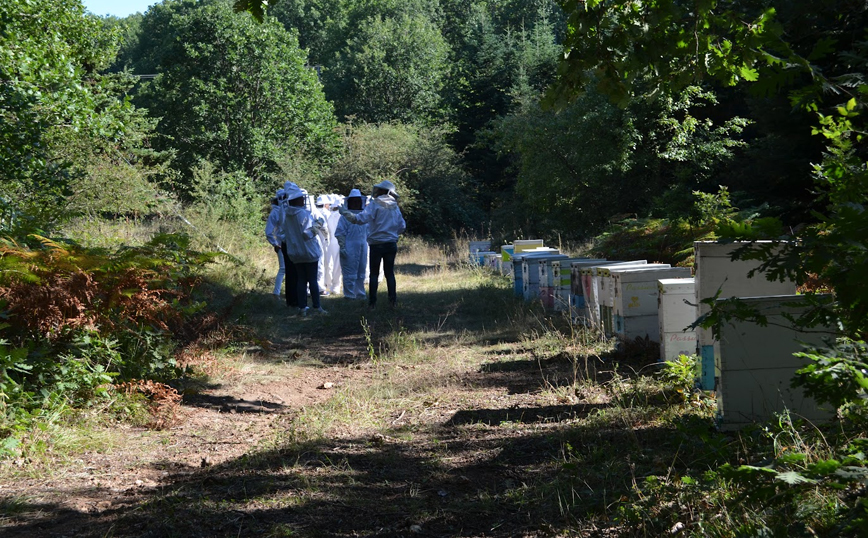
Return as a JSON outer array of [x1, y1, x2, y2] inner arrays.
[[0, 246, 676, 537]]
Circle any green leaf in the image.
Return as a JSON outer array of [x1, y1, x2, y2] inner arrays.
[[808, 459, 841, 476], [775, 471, 815, 485], [232, 0, 269, 23], [738, 66, 759, 82]]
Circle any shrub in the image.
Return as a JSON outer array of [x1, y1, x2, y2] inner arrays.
[[0, 232, 218, 437]]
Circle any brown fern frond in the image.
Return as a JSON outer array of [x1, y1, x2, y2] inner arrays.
[[117, 380, 183, 430]]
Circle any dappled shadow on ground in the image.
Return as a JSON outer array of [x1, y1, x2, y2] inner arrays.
[[394, 262, 439, 276], [470, 353, 613, 395], [182, 393, 287, 414], [446, 403, 608, 426], [0, 415, 714, 538], [0, 260, 713, 537]]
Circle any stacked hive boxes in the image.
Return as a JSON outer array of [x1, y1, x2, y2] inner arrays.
[[522, 252, 567, 301], [579, 262, 648, 331], [540, 257, 588, 309], [469, 237, 835, 429], [597, 263, 663, 335], [610, 266, 692, 342], [694, 242, 796, 389], [512, 248, 558, 298], [657, 278, 698, 361], [551, 258, 598, 311], [568, 259, 608, 323], [716, 295, 835, 429], [469, 240, 492, 265]]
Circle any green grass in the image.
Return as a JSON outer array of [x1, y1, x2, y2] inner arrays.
[[2, 215, 863, 537]]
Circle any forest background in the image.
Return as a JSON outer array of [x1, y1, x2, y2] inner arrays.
[[11, 0, 856, 243], [2, 0, 868, 516], [2, 0, 868, 534]]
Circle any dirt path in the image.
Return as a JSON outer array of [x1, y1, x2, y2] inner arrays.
[[0, 325, 378, 531], [0, 265, 620, 537]]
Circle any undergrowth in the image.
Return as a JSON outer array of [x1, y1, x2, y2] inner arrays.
[[0, 231, 222, 457], [1, 215, 864, 537]]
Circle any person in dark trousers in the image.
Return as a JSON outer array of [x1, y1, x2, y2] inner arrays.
[[281, 184, 328, 316], [338, 180, 406, 308], [279, 182, 299, 308]]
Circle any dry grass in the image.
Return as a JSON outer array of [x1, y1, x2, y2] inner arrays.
[[3, 221, 736, 538]]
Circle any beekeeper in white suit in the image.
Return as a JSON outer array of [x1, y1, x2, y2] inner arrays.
[[334, 189, 368, 300], [339, 180, 406, 308], [282, 185, 328, 315], [312, 194, 330, 294], [324, 194, 343, 295]]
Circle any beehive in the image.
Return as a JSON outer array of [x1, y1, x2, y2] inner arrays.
[[610, 266, 691, 342], [716, 295, 836, 429], [694, 241, 796, 389], [658, 278, 698, 362]]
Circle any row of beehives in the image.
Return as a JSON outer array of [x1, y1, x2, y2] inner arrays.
[[469, 239, 836, 430]]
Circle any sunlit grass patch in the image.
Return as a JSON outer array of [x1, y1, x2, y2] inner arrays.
[[0, 411, 134, 478]]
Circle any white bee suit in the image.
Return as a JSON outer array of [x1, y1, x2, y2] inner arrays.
[[335, 189, 368, 299], [310, 196, 329, 293], [324, 194, 343, 295]]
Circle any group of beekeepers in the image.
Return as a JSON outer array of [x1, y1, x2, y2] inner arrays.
[[265, 180, 406, 316]]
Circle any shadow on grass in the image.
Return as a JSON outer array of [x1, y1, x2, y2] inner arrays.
[[182, 393, 288, 414], [0, 412, 723, 538], [0, 260, 723, 537], [394, 262, 439, 276], [446, 403, 608, 426]]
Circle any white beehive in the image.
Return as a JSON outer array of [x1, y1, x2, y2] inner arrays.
[[513, 239, 544, 253], [658, 278, 698, 361], [475, 250, 497, 266], [610, 266, 690, 342], [522, 253, 567, 301], [716, 295, 836, 430], [484, 253, 499, 271], [501, 245, 514, 276], [695, 241, 796, 389], [583, 261, 649, 331], [469, 240, 492, 263], [599, 263, 668, 336]]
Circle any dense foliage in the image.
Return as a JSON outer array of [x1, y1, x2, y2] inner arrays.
[[134, 0, 339, 190], [0, 0, 146, 231], [323, 122, 484, 237], [0, 233, 217, 445]]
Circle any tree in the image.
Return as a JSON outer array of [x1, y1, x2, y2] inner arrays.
[[549, 0, 868, 331], [323, 122, 484, 238], [490, 83, 749, 238], [136, 0, 339, 189], [0, 0, 142, 233], [269, 0, 348, 66], [103, 13, 145, 73], [324, 12, 450, 124]]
